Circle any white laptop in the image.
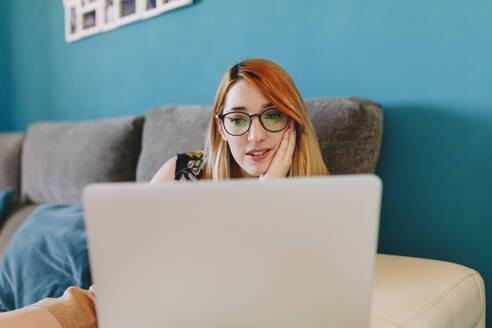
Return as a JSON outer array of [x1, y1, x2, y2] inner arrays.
[[83, 175, 382, 328]]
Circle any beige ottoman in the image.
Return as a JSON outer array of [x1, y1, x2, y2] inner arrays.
[[371, 254, 485, 328]]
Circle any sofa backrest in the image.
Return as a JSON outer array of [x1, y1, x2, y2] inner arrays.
[[136, 105, 212, 182], [0, 97, 383, 206], [306, 97, 383, 174], [136, 97, 383, 181], [21, 116, 144, 205], [0, 133, 24, 203]]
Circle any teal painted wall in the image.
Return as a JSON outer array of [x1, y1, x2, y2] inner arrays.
[[0, 1, 12, 131], [2, 0, 492, 325]]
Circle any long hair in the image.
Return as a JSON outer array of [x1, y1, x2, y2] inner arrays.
[[203, 58, 329, 180]]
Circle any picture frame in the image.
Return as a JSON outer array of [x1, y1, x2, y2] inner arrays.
[[63, 0, 193, 42]]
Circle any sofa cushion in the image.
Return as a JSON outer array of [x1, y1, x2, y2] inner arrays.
[[305, 97, 383, 174], [0, 189, 13, 226], [0, 133, 24, 202], [0, 204, 38, 259], [136, 105, 211, 182], [136, 98, 383, 181], [22, 116, 144, 205]]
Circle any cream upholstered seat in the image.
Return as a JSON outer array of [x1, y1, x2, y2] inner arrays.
[[370, 254, 485, 328]]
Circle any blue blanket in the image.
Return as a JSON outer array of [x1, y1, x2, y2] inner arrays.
[[0, 204, 92, 311]]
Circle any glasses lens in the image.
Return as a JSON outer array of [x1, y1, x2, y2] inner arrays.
[[223, 112, 250, 135], [261, 108, 288, 132]]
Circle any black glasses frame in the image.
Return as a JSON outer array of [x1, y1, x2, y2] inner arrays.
[[216, 108, 289, 136]]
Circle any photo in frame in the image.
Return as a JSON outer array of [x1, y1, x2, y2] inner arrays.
[[63, 0, 194, 42]]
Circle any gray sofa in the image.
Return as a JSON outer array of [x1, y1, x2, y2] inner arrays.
[[0, 98, 485, 327]]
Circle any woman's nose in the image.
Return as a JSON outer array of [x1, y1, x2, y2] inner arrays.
[[247, 116, 266, 142]]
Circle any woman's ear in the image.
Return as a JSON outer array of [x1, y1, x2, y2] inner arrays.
[[216, 117, 228, 142]]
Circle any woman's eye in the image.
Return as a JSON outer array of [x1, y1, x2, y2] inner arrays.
[[229, 118, 246, 125], [264, 110, 283, 120]]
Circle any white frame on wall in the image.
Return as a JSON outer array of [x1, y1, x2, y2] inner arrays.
[[63, 0, 193, 42]]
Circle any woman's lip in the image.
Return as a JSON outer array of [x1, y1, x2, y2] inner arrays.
[[246, 149, 271, 161], [246, 148, 270, 155]]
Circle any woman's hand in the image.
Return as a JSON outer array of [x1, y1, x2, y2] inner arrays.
[[260, 120, 296, 180]]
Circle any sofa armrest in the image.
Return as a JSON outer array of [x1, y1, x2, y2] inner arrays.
[[371, 254, 485, 328]]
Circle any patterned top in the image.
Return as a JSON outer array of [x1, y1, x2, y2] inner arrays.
[[174, 150, 205, 181]]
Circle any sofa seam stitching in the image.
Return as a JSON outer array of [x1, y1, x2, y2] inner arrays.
[[371, 312, 400, 327], [401, 270, 479, 327], [471, 273, 485, 327]]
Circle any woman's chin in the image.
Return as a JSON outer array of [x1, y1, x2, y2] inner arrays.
[[239, 164, 268, 178], [234, 155, 273, 178]]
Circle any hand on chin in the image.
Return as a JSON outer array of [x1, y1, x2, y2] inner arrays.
[[259, 120, 296, 180]]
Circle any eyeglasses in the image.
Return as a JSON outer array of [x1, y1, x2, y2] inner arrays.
[[216, 107, 289, 136]]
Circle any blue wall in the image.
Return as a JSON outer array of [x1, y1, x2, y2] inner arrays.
[[0, 0, 12, 131], [2, 0, 492, 325]]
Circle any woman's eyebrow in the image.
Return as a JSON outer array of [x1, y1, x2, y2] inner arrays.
[[228, 103, 274, 112], [229, 106, 247, 111], [262, 103, 274, 108]]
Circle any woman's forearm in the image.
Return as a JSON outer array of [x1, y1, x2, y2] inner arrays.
[[0, 306, 62, 328]]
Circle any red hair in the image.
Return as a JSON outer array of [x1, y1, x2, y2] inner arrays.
[[204, 59, 329, 179]]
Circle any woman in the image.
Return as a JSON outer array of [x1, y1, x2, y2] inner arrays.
[[0, 58, 329, 328], [152, 58, 328, 182]]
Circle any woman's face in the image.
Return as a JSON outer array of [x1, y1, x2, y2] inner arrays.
[[217, 79, 287, 178]]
